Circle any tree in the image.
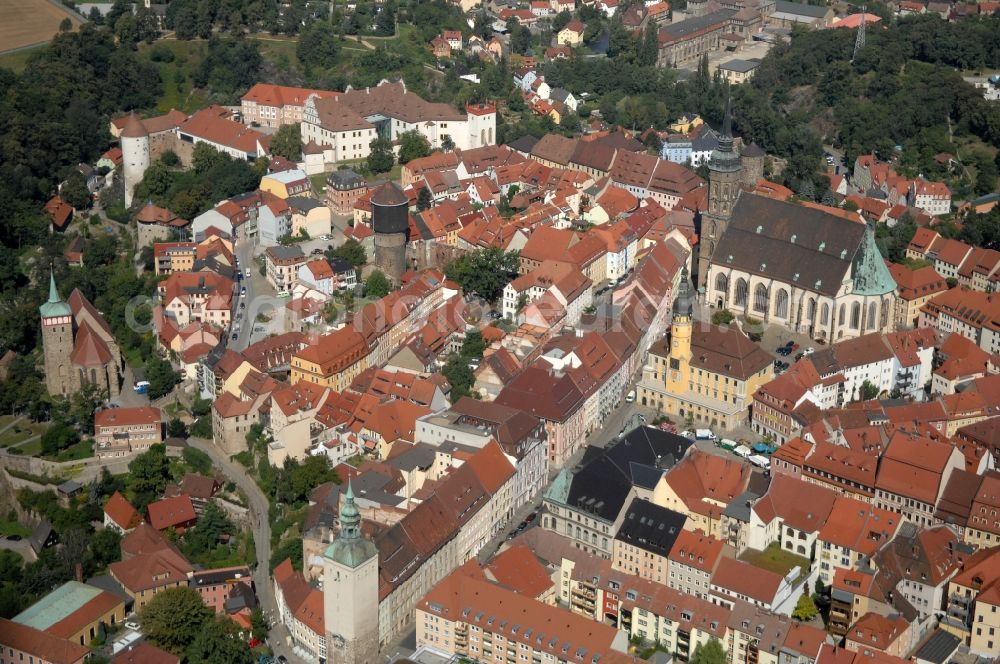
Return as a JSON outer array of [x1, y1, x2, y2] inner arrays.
[[166, 418, 188, 439], [188, 614, 254, 664], [183, 501, 234, 557], [59, 17, 72, 31], [397, 130, 432, 165], [333, 238, 367, 267], [442, 354, 475, 399], [190, 416, 212, 439], [814, 578, 826, 596], [40, 424, 80, 457], [690, 638, 726, 664], [297, 21, 340, 69], [551, 10, 572, 31], [444, 248, 520, 301], [61, 171, 92, 210], [366, 137, 394, 174], [792, 593, 819, 622], [270, 538, 303, 571], [441, 135, 456, 152], [365, 270, 391, 298], [417, 186, 433, 211], [460, 330, 486, 360], [145, 354, 179, 399], [859, 380, 880, 401], [182, 446, 213, 474], [128, 444, 171, 510], [712, 309, 735, 326], [269, 124, 302, 162], [141, 587, 212, 655]]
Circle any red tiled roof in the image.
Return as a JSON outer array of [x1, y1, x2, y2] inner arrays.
[[110, 643, 180, 664], [485, 544, 554, 598], [147, 495, 197, 531], [711, 557, 784, 605], [0, 618, 89, 664], [104, 491, 142, 531]]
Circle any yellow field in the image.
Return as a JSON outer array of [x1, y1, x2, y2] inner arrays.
[[0, 0, 80, 54]]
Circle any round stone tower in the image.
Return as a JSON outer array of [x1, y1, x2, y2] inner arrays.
[[371, 182, 409, 287], [120, 112, 150, 209]]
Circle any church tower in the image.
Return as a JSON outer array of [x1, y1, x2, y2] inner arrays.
[[665, 267, 694, 395], [39, 270, 73, 397], [697, 97, 742, 290], [323, 481, 379, 664]]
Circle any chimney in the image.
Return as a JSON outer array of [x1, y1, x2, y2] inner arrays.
[[75, 563, 83, 582]]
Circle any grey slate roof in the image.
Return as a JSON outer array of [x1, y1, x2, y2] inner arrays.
[[773, 0, 829, 17], [718, 58, 760, 73], [559, 426, 693, 522], [660, 9, 735, 42], [711, 194, 867, 297], [914, 630, 961, 664], [614, 498, 687, 556]]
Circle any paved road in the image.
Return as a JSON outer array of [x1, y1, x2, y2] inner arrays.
[[0, 536, 37, 562], [186, 437, 307, 664]]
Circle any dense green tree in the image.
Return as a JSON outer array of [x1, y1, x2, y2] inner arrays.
[[269, 124, 302, 162], [551, 10, 572, 31], [188, 614, 255, 664], [444, 248, 520, 301], [60, 171, 92, 210], [332, 239, 367, 267], [297, 21, 340, 69], [270, 537, 303, 571], [461, 330, 487, 360], [690, 638, 727, 664], [128, 443, 171, 510], [442, 354, 475, 399], [792, 594, 819, 622], [366, 137, 395, 174], [859, 380, 880, 401], [166, 418, 188, 439], [417, 186, 433, 211], [182, 446, 213, 474], [141, 587, 213, 655], [365, 270, 391, 297], [397, 130, 431, 165], [145, 354, 179, 399], [40, 424, 80, 457], [183, 501, 234, 557]]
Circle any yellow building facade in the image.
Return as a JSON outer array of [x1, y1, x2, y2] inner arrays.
[[637, 269, 773, 431]]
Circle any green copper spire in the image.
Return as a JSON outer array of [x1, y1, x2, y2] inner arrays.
[[852, 225, 897, 296], [39, 268, 72, 319], [325, 479, 377, 568], [709, 96, 742, 173]]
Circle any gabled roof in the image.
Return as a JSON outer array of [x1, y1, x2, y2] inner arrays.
[[146, 495, 197, 530], [104, 491, 142, 531]]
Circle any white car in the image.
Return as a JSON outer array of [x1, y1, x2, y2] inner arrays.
[[125, 621, 140, 631], [802, 347, 814, 356]]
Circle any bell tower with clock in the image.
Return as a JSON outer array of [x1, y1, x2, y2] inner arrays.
[[697, 96, 742, 291], [324, 481, 379, 664], [665, 267, 693, 395]]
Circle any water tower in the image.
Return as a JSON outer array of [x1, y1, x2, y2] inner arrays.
[[371, 182, 409, 286]]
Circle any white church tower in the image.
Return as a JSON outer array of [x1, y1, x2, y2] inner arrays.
[[323, 481, 379, 664], [120, 112, 150, 208]]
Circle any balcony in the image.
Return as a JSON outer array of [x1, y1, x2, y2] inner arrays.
[[949, 593, 972, 607]]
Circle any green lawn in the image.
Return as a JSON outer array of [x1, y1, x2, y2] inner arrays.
[[0, 422, 49, 448], [251, 36, 302, 70], [0, 46, 44, 73], [0, 520, 31, 538], [52, 439, 94, 462], [0, 414, 20, 429], [739, 542, 810, 578], [310, 173, 328, 195], [18, 438, 43, 456], [138, 40, 210, 114]]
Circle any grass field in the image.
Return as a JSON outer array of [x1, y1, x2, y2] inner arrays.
[[139, 40, 210, 114], [0, 0, 80, 54], [0, 44, 43, 72], [739, 543, 811, 578], [0, 520, 31, 539], [0, 422, 48, 448]]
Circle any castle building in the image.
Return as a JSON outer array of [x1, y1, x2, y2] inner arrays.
[[637, 268, 774, 430], [698, 102, 897, 342], [112, 110, 186, 209], [323, 481, 379, 664], [39, 272, 123, 399]]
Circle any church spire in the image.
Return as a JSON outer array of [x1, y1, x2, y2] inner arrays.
[[710, 96, 740, 170], [672, 266, 693, 318], [340, 478, 361, 539], [39, 267, 71, 318], [325, 478, 377, 567]]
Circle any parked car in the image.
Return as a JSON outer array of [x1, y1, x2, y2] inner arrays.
[[803, 347, 815, 356], [625, 389, 636, 403], [125, 621, 140, 631], [232, 333, 238, 340]]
